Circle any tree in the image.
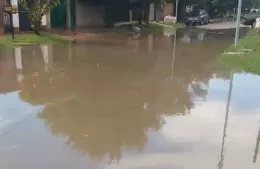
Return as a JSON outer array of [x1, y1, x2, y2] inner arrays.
[[252, 0, 260, 8], [207, 0, 254, 16], [18, 0, 60, 35]]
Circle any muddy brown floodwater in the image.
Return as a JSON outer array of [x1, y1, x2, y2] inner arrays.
[[1, 28, 260, 169]]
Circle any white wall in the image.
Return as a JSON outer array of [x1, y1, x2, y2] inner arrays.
[[11, 0, 19, 28], [149, 3, 155, 21], [42, 15, 47, 26]]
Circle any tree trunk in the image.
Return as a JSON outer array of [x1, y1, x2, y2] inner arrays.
[[154, 3, 157, 21], [138, 9, 142, 25], [34, 27, 40, 35], [104, 3, 114, 27], [144, 11, 149, 26], [208, 0, 214, 17], [145, 0, 150, 26], [34, 21, 41, 35]]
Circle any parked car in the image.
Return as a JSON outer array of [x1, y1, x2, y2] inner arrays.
[[242, 11, 260, 28], [185, 9, 210, 25]]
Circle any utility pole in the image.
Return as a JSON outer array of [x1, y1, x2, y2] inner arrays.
[[234, 0, 243, 46], [170, 30, 177, 81], [129, 0, 132, 22], [175, 0, 179, 21]]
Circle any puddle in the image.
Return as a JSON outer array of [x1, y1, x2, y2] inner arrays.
[[1, 28, 260, 169]]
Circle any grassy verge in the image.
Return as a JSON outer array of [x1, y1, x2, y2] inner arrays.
[[136, 23, 165, 34], [134, 22, 185, 34], [115, 20, 185, 34], [218, 29, 260, 75], [0, 33, 67, 48], [152, 21, 185, 28]]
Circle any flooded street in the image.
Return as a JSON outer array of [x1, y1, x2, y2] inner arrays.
[[1, 28, 260, 169]]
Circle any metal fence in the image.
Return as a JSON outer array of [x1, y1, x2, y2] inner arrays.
[[3, 0, 11, 32]]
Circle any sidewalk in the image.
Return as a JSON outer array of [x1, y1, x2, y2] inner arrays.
[[50, 29, 99, 41], [49, 28, 132, 42], [209, 18, 223, 23], [196, 21, 250, 30]]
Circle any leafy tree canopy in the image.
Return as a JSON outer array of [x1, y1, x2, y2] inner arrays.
[[19, 0, 60, 35]]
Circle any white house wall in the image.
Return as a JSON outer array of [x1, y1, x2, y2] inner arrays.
[[11, 0, 19, 32], [42, 15, 47, 27]]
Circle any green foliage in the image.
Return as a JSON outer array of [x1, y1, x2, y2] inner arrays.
[[18, 0, 60, 35], [135, 22, 164, 34], [213, 0, 256, 11], [252, 0, 260, 8], [219, 29, 260, 75]]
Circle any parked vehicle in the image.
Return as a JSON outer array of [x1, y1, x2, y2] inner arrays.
[[242, 11, 260, 28], [185, 9, 210, 25]]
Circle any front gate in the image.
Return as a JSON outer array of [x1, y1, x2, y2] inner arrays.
[[51, 0, 66, 28], [18, 3, 31, 31]]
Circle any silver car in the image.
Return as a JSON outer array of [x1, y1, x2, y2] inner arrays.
[[185, 9, 210, 25]]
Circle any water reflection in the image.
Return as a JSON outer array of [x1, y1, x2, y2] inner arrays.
[[218, 71, 233, 169], [16, 43, 195, 161], [0, 28, 260, 169], [253, 120, 260, 162]]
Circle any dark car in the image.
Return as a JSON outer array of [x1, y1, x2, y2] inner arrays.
[[185, 9, 210, 25], [242, 11, 260, 28]]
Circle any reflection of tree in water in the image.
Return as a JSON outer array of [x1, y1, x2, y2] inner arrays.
[[19, 61, 196, 162], [157, 80, 194, 116], [17, 41, 232, 162], [173, 41, 231, 101], [39, 98, 161, 162]]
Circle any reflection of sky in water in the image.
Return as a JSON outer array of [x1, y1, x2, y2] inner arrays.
[[206, 73, 260, 111], [108, 83, 260, 169], [0, 91, 44, 134], [1, 73, 260, 169]]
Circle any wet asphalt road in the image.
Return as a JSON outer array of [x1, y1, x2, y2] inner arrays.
[[196, 21, 250, 29]]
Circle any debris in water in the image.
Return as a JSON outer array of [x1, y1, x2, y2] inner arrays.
[[143, 102, 149, 110], [132, 26, 141, 33], [224, 51, 245, 55]]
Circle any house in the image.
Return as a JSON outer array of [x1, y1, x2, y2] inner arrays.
[[51, 0, 108, 29], [0, 0, 49, 33], [0, 0, 117, 33], [0, 0, 175, 33]]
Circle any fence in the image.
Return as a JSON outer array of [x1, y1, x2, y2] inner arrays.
[[3, 0, 11, 32], [2, 0, 31, 33]]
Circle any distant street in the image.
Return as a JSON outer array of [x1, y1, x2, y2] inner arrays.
[[196, 21, 250, 29]]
